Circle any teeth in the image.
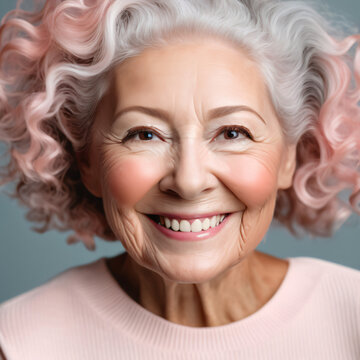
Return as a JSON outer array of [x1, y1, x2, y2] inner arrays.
[[202, 218, 210, 231], [191, 219, 202, 233], [171, 219, 180, 231], [179, 219, 191, 232], [156, 214, 227, 232], [164, 217, 171, 229]]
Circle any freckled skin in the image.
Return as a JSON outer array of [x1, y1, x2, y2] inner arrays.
[[79, 36, 297, 327]]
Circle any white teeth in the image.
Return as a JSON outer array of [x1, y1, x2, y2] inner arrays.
[[157, 214, 227, 232], [164, 217, 171, 228], [171, 219, 180, 231], [191, 219, 202, 232], [216, 215, 220, 226], [179, 220, 191, 232], [202, 218, 210, 231]]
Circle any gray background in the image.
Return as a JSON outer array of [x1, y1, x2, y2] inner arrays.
[[1, 0, 360, 303]]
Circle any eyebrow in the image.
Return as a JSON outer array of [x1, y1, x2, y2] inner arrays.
[[114, 105, 266, 124]]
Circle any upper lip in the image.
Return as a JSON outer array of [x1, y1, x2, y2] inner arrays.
[[145, 212, 230, 220]]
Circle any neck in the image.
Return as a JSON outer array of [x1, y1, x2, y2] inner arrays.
[[106, 250, 288, 327]]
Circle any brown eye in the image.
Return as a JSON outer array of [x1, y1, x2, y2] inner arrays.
[[122, 127, 163, 142], [224, 129, 240, 140], [216, 126, 253, 141], [137, 130, 156, 140]]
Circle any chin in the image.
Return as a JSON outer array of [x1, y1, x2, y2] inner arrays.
[[153, 255, 235, 284]]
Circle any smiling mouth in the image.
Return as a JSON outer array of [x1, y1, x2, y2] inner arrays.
[[145, 214, 230, 233]]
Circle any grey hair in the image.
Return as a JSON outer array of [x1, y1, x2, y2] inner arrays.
[[1, 0, 358, 249], [68, 0, 350, 148]]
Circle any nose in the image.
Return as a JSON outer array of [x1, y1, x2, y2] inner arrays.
[[159, 139, 215, 200]]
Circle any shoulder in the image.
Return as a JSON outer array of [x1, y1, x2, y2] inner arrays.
[[0, 258, 102, 316], [284, 257, 360, 350], [0, 259, 102, 359], [289, 256, 360, 309], [0, 260, 91, 314], [290, 256, 360, 286], [290, 256, 360, 281]]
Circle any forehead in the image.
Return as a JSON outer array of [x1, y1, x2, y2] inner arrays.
[[112, 37, 274, 119]]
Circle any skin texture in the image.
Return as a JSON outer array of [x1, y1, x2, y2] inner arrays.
[[78, 36, 297, 327]]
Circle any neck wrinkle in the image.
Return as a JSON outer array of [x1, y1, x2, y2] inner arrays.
[[111, 251, 267, 327]]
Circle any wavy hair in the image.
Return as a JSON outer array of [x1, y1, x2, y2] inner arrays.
[[0, 0, 359, 250]]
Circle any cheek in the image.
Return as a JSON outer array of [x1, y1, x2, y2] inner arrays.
[[106, 158, 162, 206], [222, 156, 277, 206]]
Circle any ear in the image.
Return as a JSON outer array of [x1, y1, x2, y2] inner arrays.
[[75, 147, 103, 198], [277, 142, 297, 190]]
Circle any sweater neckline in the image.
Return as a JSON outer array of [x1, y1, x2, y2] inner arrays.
[[77, 256, 316, 352]]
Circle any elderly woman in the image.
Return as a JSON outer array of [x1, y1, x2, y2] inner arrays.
[[0, 0, 359, 358]]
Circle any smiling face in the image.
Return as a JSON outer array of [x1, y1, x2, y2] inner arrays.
[[80, 37, 296, 283]]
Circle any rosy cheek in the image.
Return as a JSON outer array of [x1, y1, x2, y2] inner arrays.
[[222, 157, 277, 206], [106, 158, 160, 206]]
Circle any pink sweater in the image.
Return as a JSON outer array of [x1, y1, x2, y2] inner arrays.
[[0, 256, 359, 359]]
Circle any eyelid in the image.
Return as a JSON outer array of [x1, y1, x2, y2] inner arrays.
[[122, 126, 168, 142], [107, 125, 254, 144], [212, 125, 254, 141]]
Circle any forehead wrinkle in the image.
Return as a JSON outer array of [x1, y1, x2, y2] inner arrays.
[[113, 40, 268, 134], [170, 75, 205, 138], [172, 60, 204, 133], [193, 59, 207, 128]]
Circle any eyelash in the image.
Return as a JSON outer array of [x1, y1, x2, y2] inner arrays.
[[121, 126, 165, 142], [120, 125, 254, 143], [215, 125, 254, 141]]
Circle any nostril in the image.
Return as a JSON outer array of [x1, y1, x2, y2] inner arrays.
[[165, 189, 181, 198]]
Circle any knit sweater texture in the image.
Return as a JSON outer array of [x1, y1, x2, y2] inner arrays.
[[0, 256, 359, 359]]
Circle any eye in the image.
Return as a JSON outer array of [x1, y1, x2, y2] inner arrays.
[[213, 126, 253, 141], [122, 126, 164, 142]]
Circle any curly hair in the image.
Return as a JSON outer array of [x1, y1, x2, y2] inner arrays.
[[0, 0, 359, 250]]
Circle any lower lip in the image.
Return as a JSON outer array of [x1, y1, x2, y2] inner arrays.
[[146, 214, 232, 241]]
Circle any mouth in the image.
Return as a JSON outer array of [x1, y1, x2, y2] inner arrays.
[[145, 213, 230, 233]]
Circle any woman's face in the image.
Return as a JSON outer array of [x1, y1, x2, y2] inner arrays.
[[82, 38, 296, 283]]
